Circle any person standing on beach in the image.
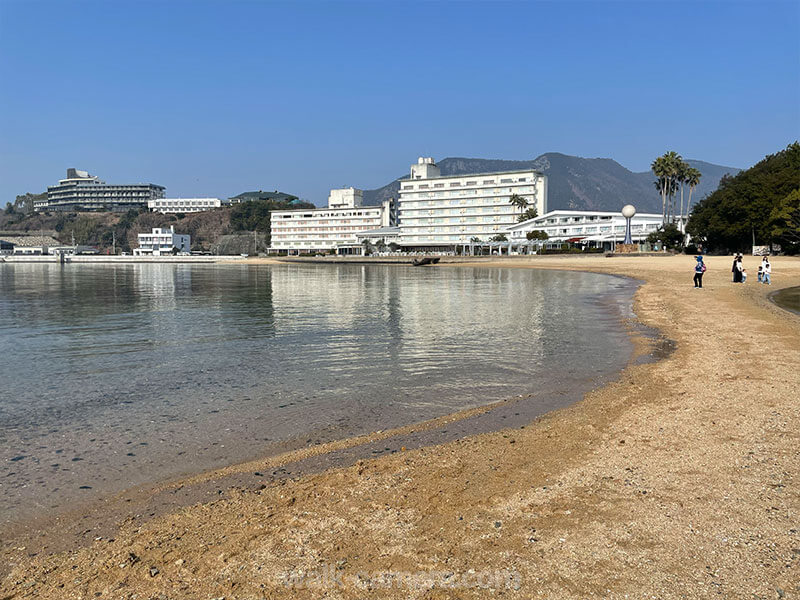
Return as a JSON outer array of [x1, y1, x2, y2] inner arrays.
[[694, 255, 706, 288], [758, 263, 763, 283], [732, 254, 738, 282], [733, 255, 744, 283], [763, 257, 772, 284]]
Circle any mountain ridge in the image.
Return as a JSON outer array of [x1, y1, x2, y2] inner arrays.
[[362, 153, 741, 214]]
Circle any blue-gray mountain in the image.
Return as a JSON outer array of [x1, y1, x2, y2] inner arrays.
[[362, 154, 741, 214]]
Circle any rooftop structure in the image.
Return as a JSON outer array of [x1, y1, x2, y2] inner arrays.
[[228, 190, 299, 204], [36, 169, 165, 212]]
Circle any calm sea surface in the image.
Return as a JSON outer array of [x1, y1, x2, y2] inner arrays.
[[0, 263, 637, 527], [771, 285, 800, 315]]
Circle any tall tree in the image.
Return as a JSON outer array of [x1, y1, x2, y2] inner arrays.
[[652, 151, 683, 225], [686, 142, 799, 252], [508, 193, 529, 214], [684, 167, 702, 223], [677, 160, 690, 231], [769, 189, 800, 245]]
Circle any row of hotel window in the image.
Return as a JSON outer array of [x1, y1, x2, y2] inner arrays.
[[400, 206, 518, 216], [52, 192, 154, 197], [535, 224, 660, 235], [401, 188, 535, 199], [402, 177, 534, 190], [274, 225, 381, 233], [277, 211, 380, 219], [151, 201, 217, 206]]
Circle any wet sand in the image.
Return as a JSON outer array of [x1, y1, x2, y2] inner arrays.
[[2, 254, 799, 599]]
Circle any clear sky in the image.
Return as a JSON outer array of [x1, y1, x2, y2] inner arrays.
[[1, 0, 798, 206]]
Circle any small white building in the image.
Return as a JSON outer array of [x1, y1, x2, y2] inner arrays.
[[505, 209, 663, 251], [134, 226, 190, 256], [269, 188, 396, 255], [148, 198, 227, 214]]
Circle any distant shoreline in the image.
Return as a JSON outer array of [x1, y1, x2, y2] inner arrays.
[[0, 255, 248, 264]]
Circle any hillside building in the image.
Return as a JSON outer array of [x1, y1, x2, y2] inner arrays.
[[36, 169, 165, 212], [228, 191, 299, 204], [269, 188, 396, 254], [396, 157, 548, 251], [148, 198, 227, 214]]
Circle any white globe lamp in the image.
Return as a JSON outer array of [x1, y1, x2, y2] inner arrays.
[[621, 205, 636, 244]]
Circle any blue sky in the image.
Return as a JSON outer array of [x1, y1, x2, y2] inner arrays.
[[1, 0, 798, 206]]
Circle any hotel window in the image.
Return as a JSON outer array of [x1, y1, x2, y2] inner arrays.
[[402, 185, 413, 190], [450, 182, 461, 187], [466, 181, 476, 186], [434, 183, 444, 188]]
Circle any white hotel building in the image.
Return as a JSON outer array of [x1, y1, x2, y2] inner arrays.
[[148, 197, 227, 214], [269, 188, 395, 254], [505, 210, 663, 250], [396, 157, 547, 250]]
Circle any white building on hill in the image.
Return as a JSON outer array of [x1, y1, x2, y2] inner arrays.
[[134, 226, 191, 256], [148, 198, 226, 214], [396, 157, 547, 251], [269, 188, 396, 254]]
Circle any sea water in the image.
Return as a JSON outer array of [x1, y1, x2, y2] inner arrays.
[[0, 263, 637, 527]]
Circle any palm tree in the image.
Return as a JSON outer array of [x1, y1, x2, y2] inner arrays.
[[517, 207, 538, 223], [684, 167, 702, 223], [508, 194, 529, 216], [652, 151, 683, 225], [677, 159, 690, 231]]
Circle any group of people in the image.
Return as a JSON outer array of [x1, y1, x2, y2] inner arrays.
[[692, 254, 773, 288], [731, 254, 772, 284]]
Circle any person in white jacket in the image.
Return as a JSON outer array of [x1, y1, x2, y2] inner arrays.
[[762, 258, 772, 285]]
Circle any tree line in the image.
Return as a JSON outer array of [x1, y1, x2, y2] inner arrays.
[[686, 142, 799, 253]]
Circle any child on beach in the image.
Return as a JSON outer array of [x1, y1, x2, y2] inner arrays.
[[758, 264, 763, 283], [694, 255, 706, 288], [763, 259, 772, 284], [742, 269, 747, 283]]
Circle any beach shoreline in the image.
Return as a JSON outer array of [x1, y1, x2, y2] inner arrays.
[[2, 254, 799, 599]]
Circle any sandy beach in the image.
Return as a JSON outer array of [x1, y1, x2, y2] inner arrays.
[[2, 254, 799, 599]]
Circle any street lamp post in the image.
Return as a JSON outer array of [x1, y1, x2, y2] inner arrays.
[[622, 204, 636, 245]]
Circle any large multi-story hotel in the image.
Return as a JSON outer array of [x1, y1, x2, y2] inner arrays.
[[269, 188, 396, 254], [148, 197, 227, 214], [35, 169, 166, 212], [396, 157, 547, 250]]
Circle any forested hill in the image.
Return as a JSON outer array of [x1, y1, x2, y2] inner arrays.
[[363, 153, 741, 214]]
